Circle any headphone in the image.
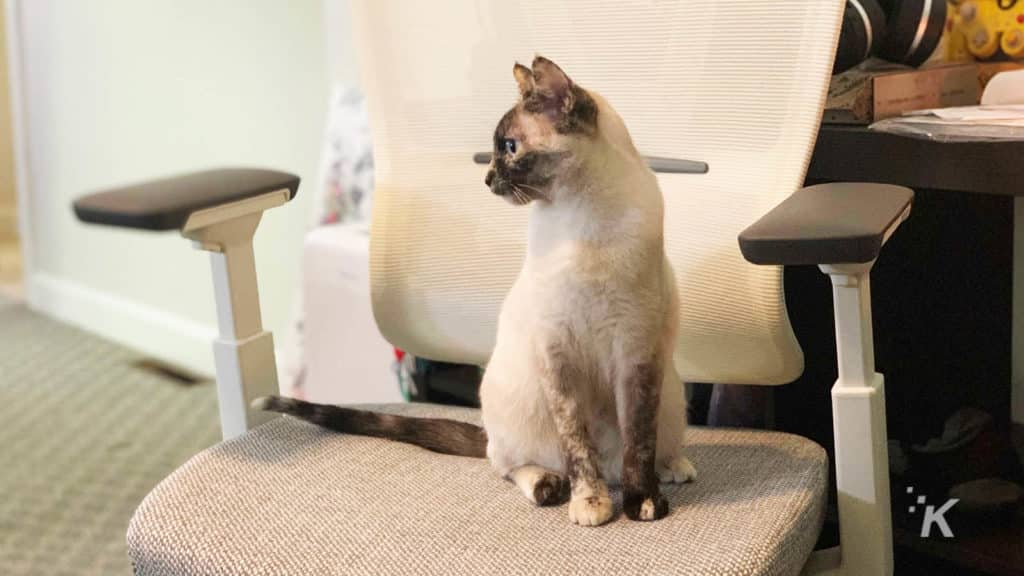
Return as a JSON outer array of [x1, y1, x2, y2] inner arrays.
[[833, 0, 949, 74]]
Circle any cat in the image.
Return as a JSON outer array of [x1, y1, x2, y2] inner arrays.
[[256, 56, 695, 527]]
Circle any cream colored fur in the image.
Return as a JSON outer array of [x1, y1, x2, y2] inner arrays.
[[479, 90, 695, 526]]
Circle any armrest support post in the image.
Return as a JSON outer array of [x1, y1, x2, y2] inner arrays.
[[210, 241, 262, 340], [808, 263, 893, 576], [183, 190, 289, 440], [822, 263, 875, 388]]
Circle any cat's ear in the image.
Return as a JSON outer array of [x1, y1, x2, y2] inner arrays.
[[513, 62, 534, 98], [531, 56, 574, 113]]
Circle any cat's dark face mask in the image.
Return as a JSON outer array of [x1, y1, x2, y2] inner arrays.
[[485, 57, 596, 206], [486, 113, 569, 205]]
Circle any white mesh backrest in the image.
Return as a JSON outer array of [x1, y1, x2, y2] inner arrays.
[[353, 1, 844, 385]]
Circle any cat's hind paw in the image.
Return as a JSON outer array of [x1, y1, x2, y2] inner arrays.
[[532, 472, 570, 507], [658, 456, 697, 484]]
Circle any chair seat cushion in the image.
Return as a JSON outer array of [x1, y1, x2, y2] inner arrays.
[[128, 403, 828, 576]]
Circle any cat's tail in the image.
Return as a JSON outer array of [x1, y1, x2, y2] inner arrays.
[[252, 395, 488, 458]]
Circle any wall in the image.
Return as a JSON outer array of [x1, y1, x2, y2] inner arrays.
[[12, 0, 331, 374], [0, 0, 17, 248], [324, 0, 360, 89]]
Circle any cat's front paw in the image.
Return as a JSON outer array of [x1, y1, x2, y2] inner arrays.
[[658, 456, 697, 484], [623, 489, 669, 521], [568, 494, 614, 526]]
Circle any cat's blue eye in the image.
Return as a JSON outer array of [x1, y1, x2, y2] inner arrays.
[[502, 139, 517, 155]]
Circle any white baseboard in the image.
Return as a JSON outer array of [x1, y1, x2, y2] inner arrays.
[[29, 273, 218, 377]]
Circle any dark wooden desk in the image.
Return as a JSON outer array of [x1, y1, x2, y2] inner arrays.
[[810, 125, 1024, 196], [801, 124, 1024, 576]]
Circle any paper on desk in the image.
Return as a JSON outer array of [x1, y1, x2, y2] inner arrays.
[[869, 69, 1024, 140], [903, 105, 1024, 123]]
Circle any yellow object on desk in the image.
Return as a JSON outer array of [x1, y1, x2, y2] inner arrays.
[[949, 0, 1024, 60]]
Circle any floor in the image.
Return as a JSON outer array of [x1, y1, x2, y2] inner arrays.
[[0, 293, 220, 575]]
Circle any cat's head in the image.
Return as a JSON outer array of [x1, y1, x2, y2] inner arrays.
[[485, 56, 598, 205]]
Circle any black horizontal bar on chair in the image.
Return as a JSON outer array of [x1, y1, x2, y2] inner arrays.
[[473, 152, 708, 174]]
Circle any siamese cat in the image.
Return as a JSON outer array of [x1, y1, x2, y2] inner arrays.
[[257, 56, 695, 526]]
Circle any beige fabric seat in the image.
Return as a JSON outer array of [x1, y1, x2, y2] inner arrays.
[[128, 403, 827, 576]]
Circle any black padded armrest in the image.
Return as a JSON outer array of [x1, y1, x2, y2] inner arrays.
[[74, 168, 300, 231], [738, 183, 913, 266]]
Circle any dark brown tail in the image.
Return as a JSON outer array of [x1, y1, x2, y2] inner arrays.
[[253, 396, 488, 458]]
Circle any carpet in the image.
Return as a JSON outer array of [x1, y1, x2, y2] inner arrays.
[[0, 295, 220, 575]]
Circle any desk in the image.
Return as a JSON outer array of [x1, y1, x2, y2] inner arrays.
[[809, 125, 1024, 428]]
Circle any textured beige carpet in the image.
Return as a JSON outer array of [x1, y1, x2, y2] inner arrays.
[[0, 295, 220, 575]]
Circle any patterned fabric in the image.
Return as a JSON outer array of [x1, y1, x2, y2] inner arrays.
[[0, 295, 220, 576], [313, 84, 374, 226], [129, 404, 827, 576], [280, 83, 380, 398]]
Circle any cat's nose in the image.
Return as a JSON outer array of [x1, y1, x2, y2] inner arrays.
[[485, 169, 495, 187]]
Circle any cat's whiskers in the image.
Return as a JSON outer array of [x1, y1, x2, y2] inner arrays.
[[515, 182, 546, 199], [499, 176, 524, 205], [511, 185, 531, 206]]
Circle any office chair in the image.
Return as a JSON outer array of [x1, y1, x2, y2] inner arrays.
[[75, 1, 912, 574]]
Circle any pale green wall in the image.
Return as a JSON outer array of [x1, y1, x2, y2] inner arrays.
[[17, 0, 332, 372]]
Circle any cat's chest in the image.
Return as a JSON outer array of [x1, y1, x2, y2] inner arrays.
[[517, 250, 657, 333]]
